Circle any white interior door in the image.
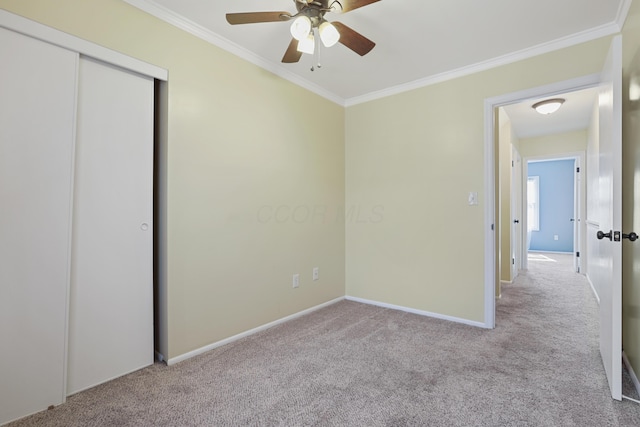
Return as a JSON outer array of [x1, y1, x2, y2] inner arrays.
[[0, 29, 77, 424], [597, 35, 623, 401], [67, 56, 154, 395]]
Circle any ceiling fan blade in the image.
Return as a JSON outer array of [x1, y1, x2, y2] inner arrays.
[[332, 22, 375, 56], [332, 0, 381, 13], [226, 12, 291, 25], [282, 38, 303, 63]]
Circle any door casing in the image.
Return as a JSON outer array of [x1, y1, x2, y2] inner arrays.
[[483, 73, 600, 329], [520, 154, 584, 272]]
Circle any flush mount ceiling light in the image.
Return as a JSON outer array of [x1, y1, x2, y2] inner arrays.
[[532, 98, 565, 115]]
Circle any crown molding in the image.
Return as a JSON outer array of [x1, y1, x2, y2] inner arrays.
[[0, 8, 167, 80], [345, 20, 624, 106], [122, 0, 345, 106], [124, 0, 630, 109], [615, 0, 633, 30]]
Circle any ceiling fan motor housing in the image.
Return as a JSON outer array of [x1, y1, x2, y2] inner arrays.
[[295, 1, 334, 28]]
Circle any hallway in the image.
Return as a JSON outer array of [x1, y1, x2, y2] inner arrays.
[[497, 251, 640, 424]]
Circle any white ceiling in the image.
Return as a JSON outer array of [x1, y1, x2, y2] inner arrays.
[[503, 86, 600, 139], [125, 0, 629, 106]]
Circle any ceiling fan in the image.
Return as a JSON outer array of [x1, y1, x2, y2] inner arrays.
[[226, 0, 380, 65]]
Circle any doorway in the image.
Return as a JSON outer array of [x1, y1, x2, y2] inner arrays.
[[486, 37, 625, 402], [483, 74, 600, 328], [523, 155, 583, 273], [493, 89, 594, 302]]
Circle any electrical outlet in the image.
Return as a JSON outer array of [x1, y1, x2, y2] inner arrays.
[[292, 273, 299, 288], [313, 267, 319, 281], [554, 235, 559, 241]]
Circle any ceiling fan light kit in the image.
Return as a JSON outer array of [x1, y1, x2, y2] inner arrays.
[[319, 21, 340, 47], [226, 0, 379, 67], [290, 15, 312, 40], [532, 98, 565, 115], [298, 32, 315, 54]]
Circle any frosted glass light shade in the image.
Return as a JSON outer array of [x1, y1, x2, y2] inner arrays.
[[290, 16, 312, 41], [297, 33, 315, 54], [319, 21, 340, 47], [532, 98, 565, 115]]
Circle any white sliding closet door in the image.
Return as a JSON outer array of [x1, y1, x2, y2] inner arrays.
[[67, 57, 154, 395], [0, 28, 77, 424]]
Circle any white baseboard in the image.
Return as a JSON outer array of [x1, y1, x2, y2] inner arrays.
[[166, 297, 344, 366], [345, 296, 488, 328], [623, 351, 640, 398], [586, 273, 600, 304]]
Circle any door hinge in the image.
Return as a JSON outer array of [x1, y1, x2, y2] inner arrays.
[[576, 167, 580, 173], [491, 224, 494, 231], [512, 258, 515, 265], [512, 160, 514, 167], [576, 251, 580, 257]]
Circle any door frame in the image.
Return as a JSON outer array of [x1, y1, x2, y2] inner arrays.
[[483, 73, 600, 328], [511, 146, 522, 279], [521, 153, 585, 271]]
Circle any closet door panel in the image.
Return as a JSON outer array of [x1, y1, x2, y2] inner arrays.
[[67, 57, 154, 395], [0, 28, 77, 424]]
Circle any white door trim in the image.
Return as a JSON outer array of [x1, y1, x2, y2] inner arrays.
[[510, 147, 524, 277], [483, 73, 600, 328], [0, 9, 167, 81]]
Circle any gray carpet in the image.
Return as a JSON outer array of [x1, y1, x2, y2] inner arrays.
[[10, 253, 640, 426]]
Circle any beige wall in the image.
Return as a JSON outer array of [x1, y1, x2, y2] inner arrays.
[[622, 0, 640, 378], [0, 0, 346, 360], [3, 0, 633, 362], [345, 38, 612, 323], [518, 130, 588, 158]]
